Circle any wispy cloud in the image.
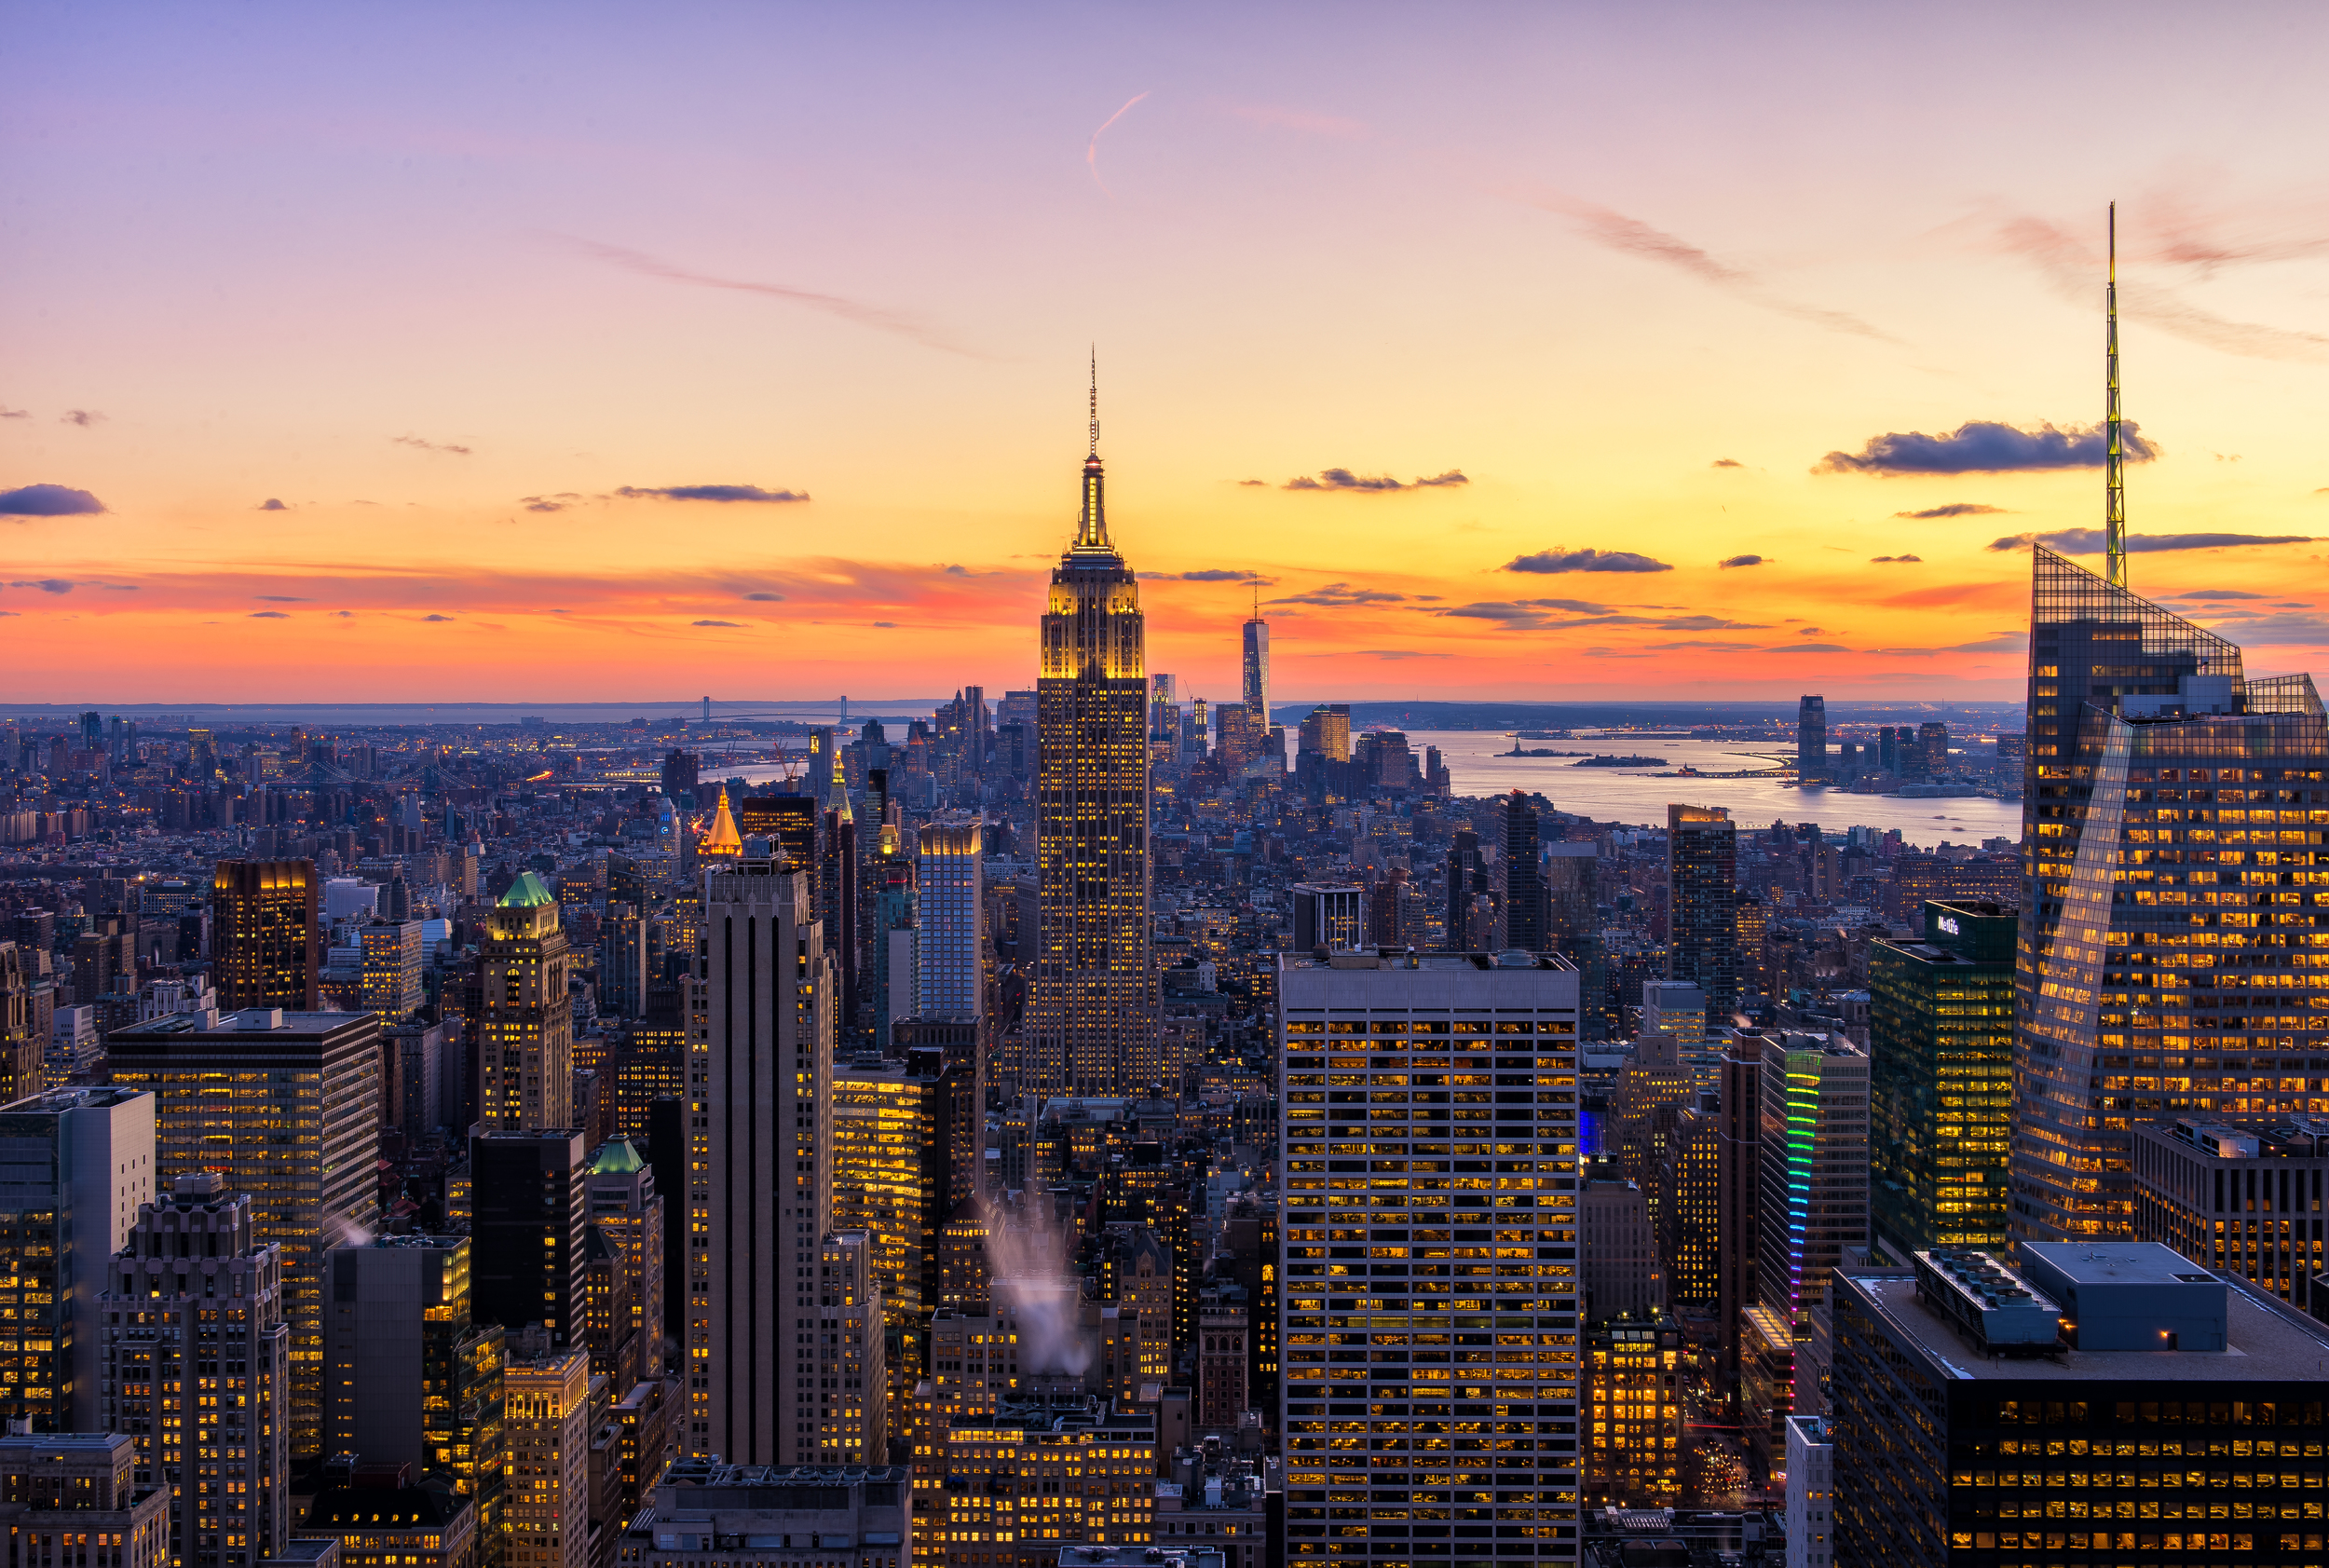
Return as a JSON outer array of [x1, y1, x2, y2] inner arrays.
[[249, 609, 289, 619], [1270, 581, 1401, 606], [1818, 420, 2154, 475], [59, 409, 103, 427], [1710, 457, 1743, 469], [1871, 554, 1923, 563], [421, 613, 454, 622], [392, 434, 471, 457], [1221, 102, 1366, 140], [1503, 547, 1671, 575], [258, 498, 288, 511], [1896, 502, 2005, 518], [0, 484, 105, 517], [553, 236, 985, 358], [1282, 468, 1467, 492], [9, 578, 74, 593], [1142, 567, 1266, 583], [0, 407, 27, 419], [1717, 553, 1767, 568], [692, 620, 743, 628], [1087, 90, 1151, 197], [1988, 529, 2314, 554], [1353, 648, 1450, 660], [615, 484, 808, 504], [255, 594, 309, 602]]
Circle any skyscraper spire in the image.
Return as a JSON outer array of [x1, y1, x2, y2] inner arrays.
[[1074, 351, 1111, 552], [1089, 345, 1100, 457], [2105, 201, 2126, 590]]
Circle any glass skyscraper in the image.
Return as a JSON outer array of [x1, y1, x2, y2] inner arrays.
[[2010, 546, 2329, 1243]]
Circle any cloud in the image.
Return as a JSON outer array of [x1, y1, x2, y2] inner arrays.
[[615, 484, 808, 503], [2159, 589, 2271, 601], [1086, 90, 1151, 197], [1506, 183, 1898, 341], [873, 620, 897, 628], [1354, 648, 1451, 660], [0, 407, 27, 419], [10, 578, 73, 593], [1766, 642, 1850, 652], [1818, 420, 2155, 475], [1870, 553, 1923, 563], [1503, 547, 1673, 575], [1717, 553, 1767, 568], [1222, 102, 1367, 140], [1237, 479, 1266, 486], [421, 613, 454, 621], [693, 620, 744, 628], [1710, 458, 1742, 469], [743, 591, 784, 602], [391, 434, 471, 456], [522, 498, 566, 512], [0, 484, 105, 517], [249, 610, 289, 619], [255, 594, 309, 602], [1987, 529, 2314, 554], [1271, 581, 1402, 606], [553, 236, 985, 357], [334, 610, 355, 618], [1439, 600, 1766, 632], [1143, 567, 1270, 583], [59, 409, 102, 427], [258, 498, 288, 511], [1895, 502, 2004, 518], [1283, 468, 1467, 492], [1642, 639, 1762, 651]]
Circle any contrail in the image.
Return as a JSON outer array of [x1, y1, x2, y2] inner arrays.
[[550, 236, 987, 358], [1087, 91, 1151, 196]]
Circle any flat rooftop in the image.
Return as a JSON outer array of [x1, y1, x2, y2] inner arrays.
[[1279, 949, 1576, 975], [2021, 1241, 2215, 1290], [1842, 1269, 2329, 1383]]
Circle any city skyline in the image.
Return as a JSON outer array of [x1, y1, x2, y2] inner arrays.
[[7, 7, 2329, 703]]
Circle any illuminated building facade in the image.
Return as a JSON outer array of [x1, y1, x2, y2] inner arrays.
[[108, 1008, 381, 1462], [1656, 1097, 1720, 1314], [503, 1348, 592, 1568], [476, 872, 573, 1132], [0, 1086, 154, 1433], [1795, 696, 1826, 784], [0, 1434, 170, 1568], [1582, 1312, 1682, 1507], [99, 1172, 291, 1568], [1869, 901, 2015, 1256], [832, 1063, 936, 1330], [1276, 950, 1585, 1568], [211, 861, 320, 1012], [2132, 1118, 2329, 1311], [916, 818, 985, 1018], [584, 1138, 664, 1385], [1241, 612, 1271, 731], [1031, 397, 1154, 1099], [2012, 546, 2329, 1243], [919, 1407, 1157, 1568], [359, 921, 424, 1021], [1666, 806, 1737, 1020]]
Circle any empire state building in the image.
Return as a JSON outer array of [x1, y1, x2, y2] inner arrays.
[[1030, 380, 1156, 1097]]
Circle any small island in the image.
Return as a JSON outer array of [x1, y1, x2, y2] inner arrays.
[[1574, 753, 1668, 768]]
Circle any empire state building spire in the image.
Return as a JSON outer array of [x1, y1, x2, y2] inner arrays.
[[1075, 348, 1111, 552]]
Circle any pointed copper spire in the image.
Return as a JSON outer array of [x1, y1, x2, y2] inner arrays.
[[700, 785, 742, 857], [2105, 202, 2127, 590]]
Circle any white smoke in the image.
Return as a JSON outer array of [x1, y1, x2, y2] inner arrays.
[[980, 1195, 1095, 1377]]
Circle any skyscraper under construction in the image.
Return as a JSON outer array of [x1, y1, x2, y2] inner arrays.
[[1030, 374, 1155, 1098]]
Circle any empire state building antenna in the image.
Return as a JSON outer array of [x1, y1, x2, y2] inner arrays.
[[1089, 345, 1100, 457], [2105, 202, 2127, 590]]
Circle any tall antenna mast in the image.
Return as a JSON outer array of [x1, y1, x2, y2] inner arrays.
[[2105, 202, 2126, 590], [1089, 345, 1099, 457]]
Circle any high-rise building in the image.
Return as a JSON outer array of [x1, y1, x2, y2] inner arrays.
[[100, 1171, 291, 1568], [919, 1408, 1157, 1568], [1031, 390, 1153, 1099], [469, 1129, 587, 1348], [1297, 704, 1351, 763], [1241, 606, 1271, 731], [584, 1137, 665, 1388], [1869, 901, 2015, 1257], [1277, 949, 1584, 1568], [1657, 1095, 1721, 1316], [914, 817, 984, 1018], [476, 872, 573, 1132], [1665, 805, 1737, 1020], [2011, 546, 2329, 1245], [0, 942, 40, 1105], [0, 1434, 170, 1568], [504, 1346, 592, 1568], [1795, 696, 1826, 784], [617, 1459, 909, 1568], [0, 1086, 156, 1432], [1503, 790, 1545, 952], [211, 861, 320, 1012], [1579, 1176, 1660, 1319], [830, 1061, 939, 1335], [1782, 1414, 1832, 1568], [1287, 884, 1365, 954], [359, 920, 425, 1021], [321, 1234, 506, 1542], [1582, 1312, 1682, 1507], [1832, 1245, 2327, 1568], [108, 1007, 381, 1460], [1446, 830, 1491, 952], [2132, 1118, 2329, 1313], [1743, 1032, 1867, 1479]]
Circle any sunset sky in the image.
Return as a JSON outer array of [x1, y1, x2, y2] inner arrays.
[[5, 3, 2328, 705]]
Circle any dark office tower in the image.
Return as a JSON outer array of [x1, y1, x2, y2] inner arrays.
[[1030, 377, 1153, 1099], [1666, 805, 1737, 1018], [1869, 901, 2016, 1257], [660, 750, 699, 803], [826, 802, 859, 1032], [1241, 599, 1271, 730], [1715, 1032, 1760, 1398], [2011, 545, 2329, 1246], [211, 860, 320, 1011], [740, 794, 818, 880], [1445, 828, 1489, 950], [646, 1095, 687, 1351], [1796, 695, 1826, 784], [1503, 789, 1546, 950], [1917, 720, 1949, 777], [469, 1128, 587, 1347]]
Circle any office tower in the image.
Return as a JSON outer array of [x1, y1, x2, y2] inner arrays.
[[1241, 603, 1271, 731], [1868, 901, 2015, 1257], [107, 1008, 379, 1461], [618, 1459, 909, 1568], [2132, 1119, 2329, 1311], [1742, 1032, 1867, 1479], [1579, 1176, 1660, 1318], [870, 855, 916, 1052], [211, 861, 320, 1012], [1993, 730, 2025, 793], [1031, 388, 1153, 1101], [0, 943, 36, 1105], [0, 1434, 169, 1568], [807, 1232, 887, 1465], [830, 1060, 936, 1332], [660, 750, 699, 803], [1582, 1313, 1682, 1507], [583, 1138, 664, 1387], [919, 1408, 1156, 1568], [1733, 894, 1767, 1006], [1298, 703, 1352, 763], [1445, 830, 1491, 952], [1832, 1245, 2325, 1568], [1783, 1414, 1832, 1568], [2012, 550, 2329, 1246], [1916, 720, 1949, 776], [504, 1346, 592, 1568], [359, 920, 424, 1021], [1665, 805, 1737, 1019], [470, 1129, 586, 1346], [1795, 696, 1826, 784], [1502, 790, 1545, 951], [690, 851, 855, 1466], [1639, 978, 1708, 1048], [0, 1086, 156, 1431], [1543, 843, 1595, 956], [598, 911, 648, 1021], [476, 872, 573, 1132], [99, 1172, 291, 1568], [1151, 673, 1178, 735], [1657, 1096, 1720, 1315], [893, 1020, 983, 1219], [321, 1234, 506, 1538], [1608, 1032, 1693, 1233], [915, 816, 984, 1017], [1288, 884, 1365, 954], [1195, 1290, 1248, 1429], [1277, 949, 1584, 1568]]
